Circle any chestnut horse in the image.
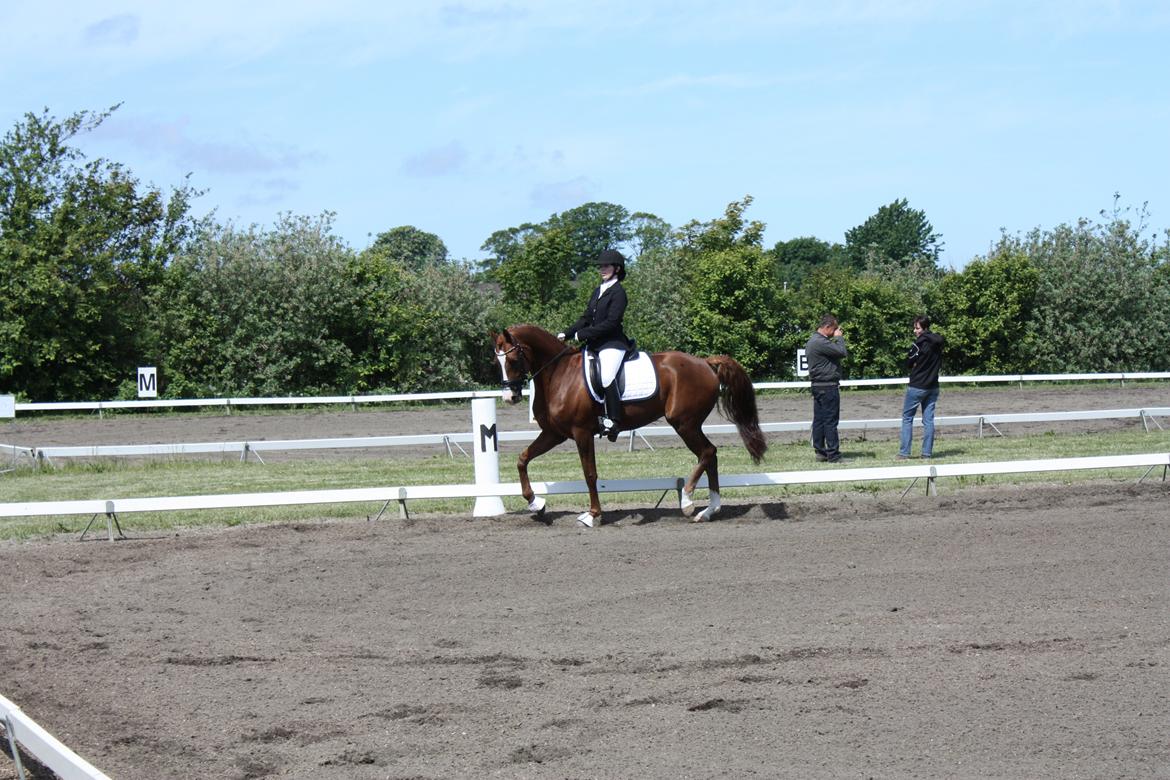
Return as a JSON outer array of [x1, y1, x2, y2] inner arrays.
[[492, 324, 767, 526]]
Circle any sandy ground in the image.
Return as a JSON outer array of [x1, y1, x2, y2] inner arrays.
[[2, 382, 1169, 779]]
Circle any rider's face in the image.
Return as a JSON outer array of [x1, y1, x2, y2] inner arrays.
[[599, 263, 615, 281]]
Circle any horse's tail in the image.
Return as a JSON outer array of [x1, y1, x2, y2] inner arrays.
[[706, 355, 767, 464]]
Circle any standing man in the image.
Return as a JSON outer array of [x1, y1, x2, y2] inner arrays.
[[898, 315, 945, 459], [805, 314, 847, 463]]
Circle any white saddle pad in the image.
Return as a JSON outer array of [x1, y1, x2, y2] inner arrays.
[[583, 351, 658, 403]]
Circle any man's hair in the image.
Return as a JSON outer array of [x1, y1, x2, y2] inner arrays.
[[818, 314, 838, 330], [913, 315, 931, 330]]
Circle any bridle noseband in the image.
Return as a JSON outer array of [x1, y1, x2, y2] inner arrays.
[[496, 343, 530, 395], [496, 339, 573, 395]]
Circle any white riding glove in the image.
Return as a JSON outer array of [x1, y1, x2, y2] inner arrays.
[[557, 332, 566, 341]]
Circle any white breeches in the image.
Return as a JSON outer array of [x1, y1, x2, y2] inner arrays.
[[598, 348, 624, 387]]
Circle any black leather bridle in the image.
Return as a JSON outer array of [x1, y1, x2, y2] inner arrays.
[[496, 342, 530, 396], [496, 337, 573, 396]]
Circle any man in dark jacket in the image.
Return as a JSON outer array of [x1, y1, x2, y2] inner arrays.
[[897, 315, 945, 459], [805, 314, 847, 463]]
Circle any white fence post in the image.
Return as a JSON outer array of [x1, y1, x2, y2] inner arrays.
[[471, 398, 506, 517]]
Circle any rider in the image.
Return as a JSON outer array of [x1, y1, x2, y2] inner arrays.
[[558, 249, 631, 441]]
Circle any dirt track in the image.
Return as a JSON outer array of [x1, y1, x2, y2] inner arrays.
[[2, 383, 1170, 778]]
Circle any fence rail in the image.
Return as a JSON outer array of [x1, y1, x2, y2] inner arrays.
[[8, 371, 1170, 415], [2, 453, 1167, 523], [1, 693, 111, 780], [8, 407, 1168, 465]]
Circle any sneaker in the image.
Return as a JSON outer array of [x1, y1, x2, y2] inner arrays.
[[895, 454, 910, 461], [815, 454, 828, 462], [921, 454, 932, 460]]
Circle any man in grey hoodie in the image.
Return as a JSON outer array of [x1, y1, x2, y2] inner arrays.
[[805, 314, 847, 463]]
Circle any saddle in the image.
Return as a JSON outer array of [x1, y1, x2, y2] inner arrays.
[[582, 343, 658, 403]]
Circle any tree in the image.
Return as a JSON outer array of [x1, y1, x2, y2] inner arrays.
[[148, 213, 358, 397], [623, 244, 689, 353], [627, 211, 674, 258], [545, 201, 632, 278], [478, 223, 540, 279], [492, 227, 577, 328], [669, 197, 797, 375], [769, 236, 843, 289], [0, 106, 202, 400], [1003, 198, 1170, 372], [368, 225, 448, 269], [797, 266, 919, 379], [931, 250, 1039, 374], [346, 249, 497, 392], [685, 245, 794, 376], [677, 195, 764, 258], [844, 198, 942, 269]]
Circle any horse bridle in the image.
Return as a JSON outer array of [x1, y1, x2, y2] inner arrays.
[[496, 338, 573, 395], [496, 342, 530, 395]]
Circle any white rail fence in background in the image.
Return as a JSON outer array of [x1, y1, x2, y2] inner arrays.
[[1, 454, 1167, 529], [8, 371, 1170, 416], [6, 407, 1168, 467], [1, 693, 111, 780]]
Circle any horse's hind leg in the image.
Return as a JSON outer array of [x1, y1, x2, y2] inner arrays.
[[674, 422, 720, 522]]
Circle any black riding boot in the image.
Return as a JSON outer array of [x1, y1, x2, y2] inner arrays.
[[601, 381, 622, 442]]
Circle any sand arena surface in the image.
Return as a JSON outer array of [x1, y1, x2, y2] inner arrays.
[[1, 382, 1169, 778]]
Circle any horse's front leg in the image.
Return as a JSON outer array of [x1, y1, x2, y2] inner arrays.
[[572, 430, 602, 527], [518, 429, 567, 516]]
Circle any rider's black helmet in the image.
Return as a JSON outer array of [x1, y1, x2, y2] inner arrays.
[[595, 249, 627, 281]]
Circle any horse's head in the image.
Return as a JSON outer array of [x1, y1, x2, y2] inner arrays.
[[492, 328, 530, 404]]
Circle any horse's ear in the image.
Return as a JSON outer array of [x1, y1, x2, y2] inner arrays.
[[502, 329, 514, 345]]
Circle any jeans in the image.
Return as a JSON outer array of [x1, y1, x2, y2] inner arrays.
[[899, 386, 939, 457], [810, 385, 841, 461]]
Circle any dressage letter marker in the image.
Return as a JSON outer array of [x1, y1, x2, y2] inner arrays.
[[471, 397, 507, 516], [137, 366, 158, 398]]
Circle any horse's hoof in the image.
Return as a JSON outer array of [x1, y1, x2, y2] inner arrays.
[[681, 502, 695, 517], [576, 512, 597, 528], [528, 496, 547, 516]]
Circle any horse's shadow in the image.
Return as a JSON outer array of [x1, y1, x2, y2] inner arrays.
[[534, 501, 789, 527]]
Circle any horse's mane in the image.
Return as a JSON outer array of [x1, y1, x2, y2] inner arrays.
[[507, 323, 573, 357]]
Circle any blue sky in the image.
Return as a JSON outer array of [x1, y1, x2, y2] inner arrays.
[[3, 1, 1167, 268]]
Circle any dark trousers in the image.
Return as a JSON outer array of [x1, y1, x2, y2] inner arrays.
[[811, 385, 841, 461]]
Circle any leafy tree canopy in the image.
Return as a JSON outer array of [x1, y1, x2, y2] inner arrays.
[[0, 105, 203, 400], [368, 225, 449, 269], [844, 198, 942, 269]]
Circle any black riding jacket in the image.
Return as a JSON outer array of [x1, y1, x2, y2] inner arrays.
[[564, 282, 631, 352]]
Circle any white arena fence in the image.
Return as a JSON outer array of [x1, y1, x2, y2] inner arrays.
[[1, 693, 111, 780], [6, 407, 1168, 467], [8, 371, 1170, 416], [1, 454, 1168, 530]]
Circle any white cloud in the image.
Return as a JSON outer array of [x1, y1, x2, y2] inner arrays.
[[530, 176, 595, 209], [91, 114, 320, 175], [82, 13, 139, 47], [401, 141, 469, 177]]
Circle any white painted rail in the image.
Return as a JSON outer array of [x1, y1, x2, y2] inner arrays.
[[1, 453, 1166, 520], [11, 372, 1170, 414], [14, 407, 1169, 464], [1, 694, 111, 780]]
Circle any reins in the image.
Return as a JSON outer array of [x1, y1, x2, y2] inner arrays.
[[529, 344, 573, 381]]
